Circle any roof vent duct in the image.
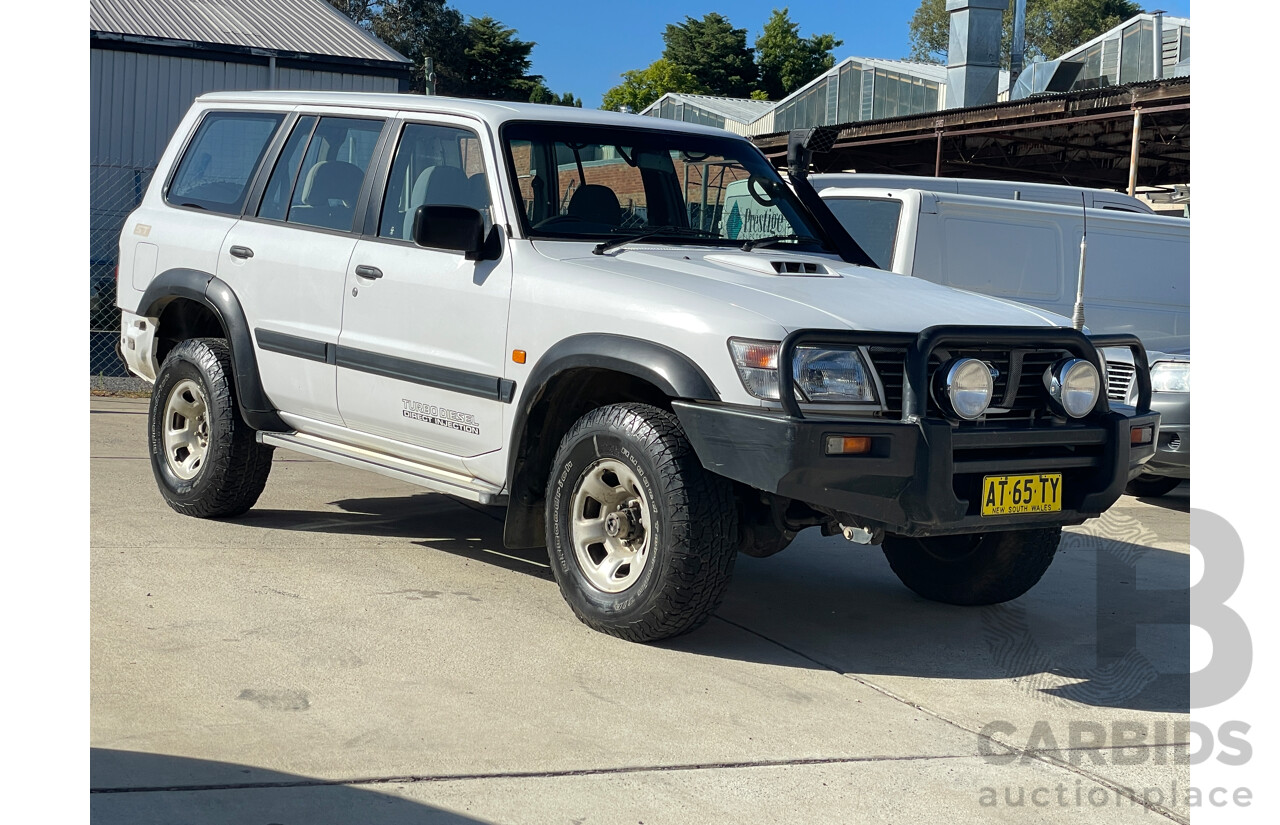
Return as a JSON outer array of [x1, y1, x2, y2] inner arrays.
[[946, 0, 1009, 108]]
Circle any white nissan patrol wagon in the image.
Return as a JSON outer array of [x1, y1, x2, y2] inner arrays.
[[117, 91, 1158, 642]]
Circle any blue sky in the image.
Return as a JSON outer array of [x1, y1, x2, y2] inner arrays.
[[453, 1, 1193, 108]]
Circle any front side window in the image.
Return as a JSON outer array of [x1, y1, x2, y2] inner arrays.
[[284, 117, 385, 232], [502, 122, 829, 252], [379, 122, 491, 240], [167, 111, 284, 214]]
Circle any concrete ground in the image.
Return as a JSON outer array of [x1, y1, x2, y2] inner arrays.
[[91, 395, 1191, 824]]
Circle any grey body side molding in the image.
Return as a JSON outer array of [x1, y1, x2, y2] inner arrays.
[[138, 269, 288, 432]]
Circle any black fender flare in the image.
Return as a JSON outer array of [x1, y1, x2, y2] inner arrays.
[[138, 269, 287, 432], [501, 333, 720, 548]]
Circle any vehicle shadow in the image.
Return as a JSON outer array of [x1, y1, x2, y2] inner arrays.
[[1127, 483, 1190, 512], [239, 494, 553, 580], [673, 524, 1190, 715], [233, 493, 1188, 714], [90, 748, 491, 824]]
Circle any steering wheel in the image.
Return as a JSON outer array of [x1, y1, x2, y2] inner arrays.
[[747, 175, 778, 207]]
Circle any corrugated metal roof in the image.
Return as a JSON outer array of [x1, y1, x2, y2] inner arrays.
[[650, 94, 776, 124], [90, 0, 409, 64]]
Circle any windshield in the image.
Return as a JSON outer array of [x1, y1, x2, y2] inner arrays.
[[501, 121, 829, 250]]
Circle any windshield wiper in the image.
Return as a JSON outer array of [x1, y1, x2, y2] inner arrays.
[[741, 234, 822, 252], [593, 226, 717, 255]]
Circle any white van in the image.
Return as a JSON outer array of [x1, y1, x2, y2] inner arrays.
[[816, 184, 1190, 496], [808, 173, 1155, 214], [815, 187, 1188, 347]]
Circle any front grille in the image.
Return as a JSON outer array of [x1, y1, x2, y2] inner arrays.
[[867, 346, 1070, 421], [1105, 361, 1136, 402]]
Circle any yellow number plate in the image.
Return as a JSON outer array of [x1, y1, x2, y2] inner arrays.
[[981, 473, 1062, 516]]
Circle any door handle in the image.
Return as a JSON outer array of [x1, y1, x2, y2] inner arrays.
[[354, 265, 383, 280], [229, 245, 254, 259]]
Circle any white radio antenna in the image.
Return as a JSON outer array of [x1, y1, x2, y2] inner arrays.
[[1071, 194, 1088, 330]]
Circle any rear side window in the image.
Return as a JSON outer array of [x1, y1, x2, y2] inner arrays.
[[285, 117, 385, 232], [257, 116, 317, 222], [167, 111, 284, 214]]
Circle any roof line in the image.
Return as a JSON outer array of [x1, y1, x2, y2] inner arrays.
[[89, 30, 412, 71]]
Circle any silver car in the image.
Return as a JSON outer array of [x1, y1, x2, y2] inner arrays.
[[1104, 340, 1189, 496]]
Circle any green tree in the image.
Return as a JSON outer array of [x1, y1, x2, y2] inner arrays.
[[459, 16, 544, 101], [662, 13, 758, 98], [327, 0, 379, 28], [601, 59, 707, 112], [368, 0, 468, 94], [529, 84, 582, 107], [1028, 0, 1144, 57], [907, 0, 1141, 65], [754, 8, 842, 100]]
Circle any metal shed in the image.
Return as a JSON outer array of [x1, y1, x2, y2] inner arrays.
[[90, 0, 411, 377]]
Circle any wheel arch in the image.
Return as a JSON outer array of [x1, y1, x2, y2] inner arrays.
[[139, 269, 287, 432], [502, 335, 720, 550]]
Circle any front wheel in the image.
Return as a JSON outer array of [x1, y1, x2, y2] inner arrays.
[[881, 527, 1062, 606], [545, 403, 738, 641], [148, 338, 273, 518], [1125, 473, 1182, 498]]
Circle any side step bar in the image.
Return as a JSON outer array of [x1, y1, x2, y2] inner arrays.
[[258, 431, 507, 506]]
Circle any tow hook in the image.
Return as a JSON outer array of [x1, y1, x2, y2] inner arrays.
[[841, 524, 884, 545]]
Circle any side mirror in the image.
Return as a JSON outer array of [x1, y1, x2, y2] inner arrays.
[[412, 205, 498, 261]]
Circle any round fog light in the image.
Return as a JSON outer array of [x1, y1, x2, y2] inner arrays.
[[1045, 358, 1101, 418], [937, 357, 994, 420]]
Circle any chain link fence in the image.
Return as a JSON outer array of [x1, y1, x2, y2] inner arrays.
[[91, 164, 153, 390]]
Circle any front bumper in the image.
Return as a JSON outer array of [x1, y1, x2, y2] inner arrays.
[[1143, 392, 1190, 479], [675, 402, 1159, 537], [676, 325, 1159, 538]]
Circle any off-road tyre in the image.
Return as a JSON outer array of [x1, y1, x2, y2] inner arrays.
[[545, 403, 738, 642], [1124, 473, 1182, 498], [148, 337, 273, 518], [881, 526, 1062, 606]]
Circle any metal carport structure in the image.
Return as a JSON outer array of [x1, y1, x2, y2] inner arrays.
[[751, 76, 1189, 192]]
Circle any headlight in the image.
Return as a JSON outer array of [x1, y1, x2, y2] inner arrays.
[[1150, 361, 1190, 393], [792, 348, 876, 402], [728, 339, 877, 403], [1044, 358, 1100, 418], [934, 357, 994, 420]]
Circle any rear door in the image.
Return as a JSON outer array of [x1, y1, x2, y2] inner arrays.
[[218, 111, 389, 426], [336, 115, 512, 463]]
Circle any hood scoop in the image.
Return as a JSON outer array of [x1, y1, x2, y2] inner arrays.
[[703, 253, 839, 277]]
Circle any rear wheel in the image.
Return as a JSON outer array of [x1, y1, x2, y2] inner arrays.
[[148, 338, 273, 518], [545, 403, 738, 641], [881, 527, 1062, 606]]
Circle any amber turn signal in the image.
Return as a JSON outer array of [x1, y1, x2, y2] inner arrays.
[[512, 349, 527, 364], [1130, 425, 1154, 446], [825, 436, 872, 455]]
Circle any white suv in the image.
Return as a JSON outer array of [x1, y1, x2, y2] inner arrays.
[[117, 92, 1159, 641]]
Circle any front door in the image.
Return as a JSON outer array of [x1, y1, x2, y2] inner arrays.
[[336, 117, 512, 466]]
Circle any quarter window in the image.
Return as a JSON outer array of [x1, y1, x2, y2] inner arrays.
[[167, 111, 284, 214]]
